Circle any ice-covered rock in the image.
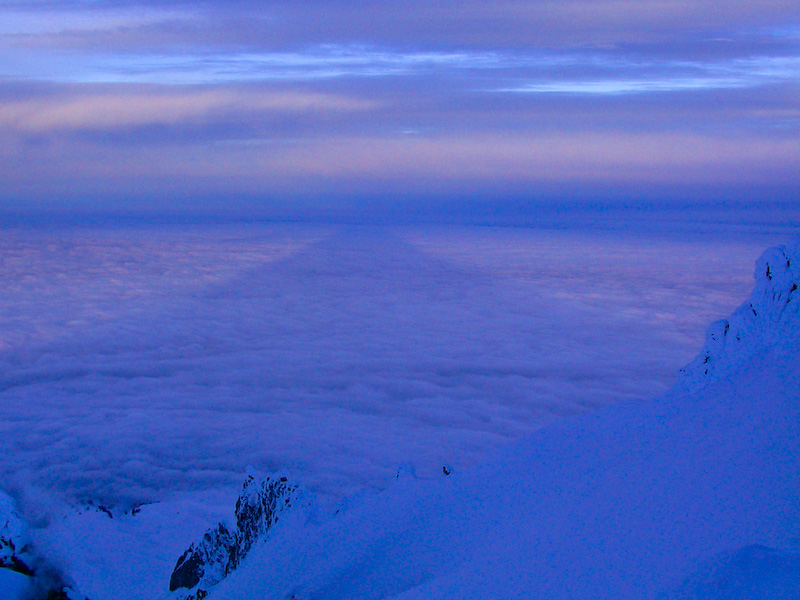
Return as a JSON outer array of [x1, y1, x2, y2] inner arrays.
[[0, 490, 33, 577], [169, 472, 313, 598], [677, 237, 800, 391], [169, 522, 237, 593]]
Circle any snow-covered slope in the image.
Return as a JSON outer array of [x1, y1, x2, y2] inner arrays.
[[0, 490, 32, 576], [199, 237, 800, 599], [169, 471, 315, 598], [678, 237, 800, 392]]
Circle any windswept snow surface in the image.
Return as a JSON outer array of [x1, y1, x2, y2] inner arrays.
[[201, 237, 800, 600], [204, 350, 800, 599]]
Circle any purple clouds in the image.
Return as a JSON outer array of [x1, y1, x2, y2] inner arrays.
[[0, 1, 797, 214]]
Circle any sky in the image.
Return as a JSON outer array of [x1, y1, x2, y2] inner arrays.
[[0, 0, 798, 218]]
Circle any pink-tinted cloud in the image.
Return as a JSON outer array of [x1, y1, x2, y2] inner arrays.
[[0, 88, 377, 132], [0, 1, 797, 213], [3, 1, 797, 52], [1, 126, 797, 208]]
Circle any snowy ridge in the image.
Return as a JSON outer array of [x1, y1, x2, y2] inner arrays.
[[669, 545, 800, 599], [169, 471, 314, 599], [0, 491, 84, 599], [677, 236, 800, 392], [0, 491, 32, 576]]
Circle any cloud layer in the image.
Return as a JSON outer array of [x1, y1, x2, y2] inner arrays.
[[0, 220, 787, 512]]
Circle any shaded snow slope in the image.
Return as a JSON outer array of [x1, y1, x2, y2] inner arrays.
[[32, 489, 236, 600], [198, 238, 800, 600], [669, 544, 800, 600]]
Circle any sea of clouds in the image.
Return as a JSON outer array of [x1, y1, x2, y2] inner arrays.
[[0, 219, 790, 514]]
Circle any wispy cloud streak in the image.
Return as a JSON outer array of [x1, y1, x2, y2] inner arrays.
[[0, 0, 797, 211], [3, 44, 798, 95]]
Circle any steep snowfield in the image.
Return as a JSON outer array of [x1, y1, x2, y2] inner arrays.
[[206, 351, 799, 599], [202, 238, 800, 599]]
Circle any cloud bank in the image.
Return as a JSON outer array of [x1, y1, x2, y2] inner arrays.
[[0, 221, 785, 513]]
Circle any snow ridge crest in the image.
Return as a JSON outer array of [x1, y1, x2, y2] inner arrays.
[[169, 471, 314, 599], [677, 237, 800, 392]]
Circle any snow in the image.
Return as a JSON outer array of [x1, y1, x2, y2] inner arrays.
[[169, 470, 316, 596], [204, 344, 799, 599], [31, 489, 236, 600], [0, 568, 33, 600], [678, 237, 800, 391], [0, 491, 36, 599], [669, 545, 800, 599], [0, 490, 29, 567]]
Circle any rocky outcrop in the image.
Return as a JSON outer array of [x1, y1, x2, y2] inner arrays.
[[170, 472, 313, 598], [0, 490, 33, 577], [677, 238, 800, 392], [169, 523, 237, 593]]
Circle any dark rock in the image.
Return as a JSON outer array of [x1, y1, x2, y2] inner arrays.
[[169, 523, 236, 591], [6, 554, 34, 577]]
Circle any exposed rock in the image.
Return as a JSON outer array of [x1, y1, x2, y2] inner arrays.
[[170, 523, 236, 591], [169, 472, 313, 595]]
